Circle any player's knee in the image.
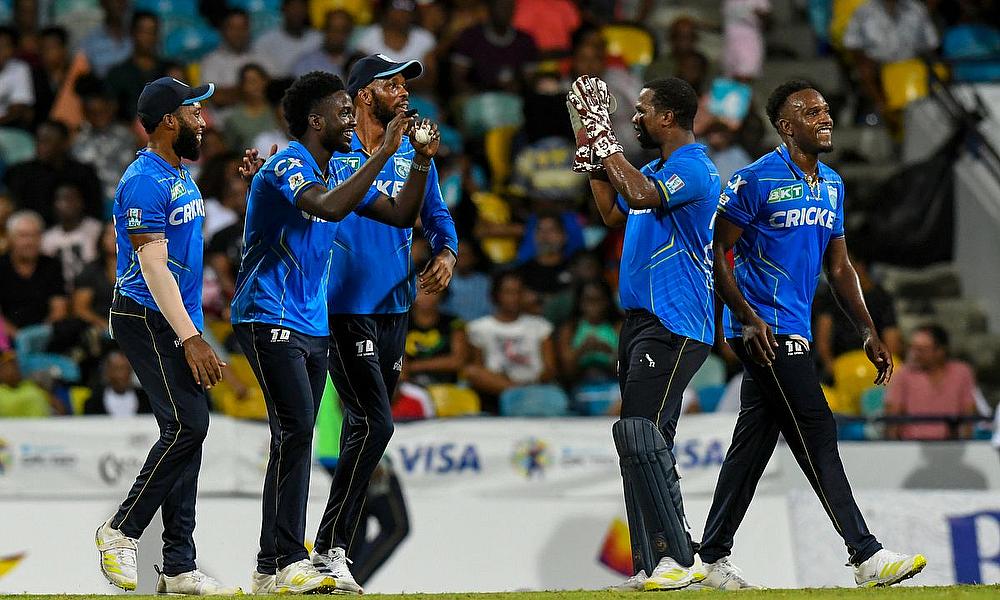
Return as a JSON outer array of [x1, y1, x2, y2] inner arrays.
[[371, 420, 394, 449]]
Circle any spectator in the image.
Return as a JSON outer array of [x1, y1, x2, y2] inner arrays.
[[252, 0, 322, 78], [674, 48, 711, 94], [31, 27, 70, 129], [71, 76, 138, 204], [83, 350, 152, 416], [356, 0, 436, 63], [72, 221, 116, 334], [105, 12, 167, 121], [12, 0, 41, 63], [646, 17, 706, 82], [0, 210, 67, 336], [440, 239, 492, 322], [223, 64, 278, 153], [403, 290, 470, 387], [517, 214, 573, 311], [704, 121, 752, 185], [0, 26, 35, 128], [0, 192, 14, 253], [206, 177, 249, 310], [814, 253, 902, 382], [885, 325, 982, 440], [843, 0, 939, 122], [4, 120, 104, 223], [251, 78, 294, 154], [79, 0, 132, 78], [722, 0, 771, 82], [199, 9, 256, 107], [512, 0, 581, 56], [465, 270, 558, 413], [294, 10, 362, 79], [556, 280, 620, 383], [450, 0, 538, 95], [197, 152, 243, 239], [41, 183, 103, 285], [0, 350, 51, 417]]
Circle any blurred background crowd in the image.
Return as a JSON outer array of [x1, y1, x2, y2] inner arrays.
[[0, 0, 998, 442]]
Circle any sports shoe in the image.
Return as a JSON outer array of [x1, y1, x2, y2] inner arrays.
[[606, 570, 647, 591], [854, 549, 927, 587], [311, 547, 363, 594], [693, 557, 759, 590], [96, 518, 138, 591], [275, 558, 337, 594], [155, 567, 244, 595], [642, 556, 704, 591], [250, 571, 276, 595]]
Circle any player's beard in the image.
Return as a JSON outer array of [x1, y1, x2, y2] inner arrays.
[[374, 96, 398, 127], [636, 120, 657, 149], [174, 121, 201, 161]]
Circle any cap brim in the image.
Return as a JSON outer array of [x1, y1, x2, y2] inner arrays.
[[374, 60, 423, 82], [182, 83, 215, 105]]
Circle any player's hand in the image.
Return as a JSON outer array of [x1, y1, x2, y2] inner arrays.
[[419, 250, 456, 295], [864, 334, 894, 385], [742, 315, 778, 367], [411, 118, 440, 158], [240, 144, 277, 181], [182, 334, 226, 389], [380, 111, 414, 156]]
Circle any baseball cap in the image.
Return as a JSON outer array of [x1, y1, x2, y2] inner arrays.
[[137, 77, 215, 130], [347, 54, 423, 97]]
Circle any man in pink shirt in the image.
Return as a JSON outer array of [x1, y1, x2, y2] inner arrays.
[[885, 324, 979, 440]]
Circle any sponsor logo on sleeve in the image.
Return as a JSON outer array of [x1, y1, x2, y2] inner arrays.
[[665, 173, 685, 194], [126, 208, 142, 229], [288, 172, 306, 191], [827, 184, 839, 209]]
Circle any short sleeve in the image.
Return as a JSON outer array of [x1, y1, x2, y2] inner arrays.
[[119, 174, 170, 233], [650, 160, 704, 210], [832, 181, 845, 237], [716, 170, 760, 228], [266, 154, 323, 206]]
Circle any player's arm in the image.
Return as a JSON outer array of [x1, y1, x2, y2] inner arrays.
[[823, 236, 892, 385], [417, 166, 460, 295], [297, 111, 413, 221], [131, 232, 225, 388], [602, 153, 664, 210], [713, 216, 777, 366], [363, 119, 440, 228], [589, 170, 626, 227]]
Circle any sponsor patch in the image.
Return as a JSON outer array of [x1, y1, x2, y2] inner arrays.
[[394, 156, 411, 179], [288, 172, 306, 191], [170, 180, 185, 202], [126, 208, 142, 229], [336, 156, 361, 170], [827, 184, 838, 209], [767, 184, 804, 203], [665, 173, 685, 194]]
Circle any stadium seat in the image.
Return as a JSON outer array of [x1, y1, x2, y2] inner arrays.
[[427, 384, 481, 417], [163, 18, 220, 64], [471, 191, 518, 264], [134, 0, 198, 17], [572, 382, 620, 416], [696, 384, 726, 413], [70, 386, 91, 415], [832, 350, 893, 416], [19, 353, 81, 384], [0, 128, 36, 166], [211, 354, 268, 420], [310, 0, 373, 27], [881, 59, 930, 111], [688, 353, 726, 394], [499, 385, 570, 417], [859, 386, 886, 440], [461, 92, 523, 138], [484, 125, 519, 192], [601, 24, 655, 69]]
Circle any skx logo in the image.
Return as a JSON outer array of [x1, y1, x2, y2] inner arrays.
[[727, 174, 747, 193], [273, 157, 303, 176]]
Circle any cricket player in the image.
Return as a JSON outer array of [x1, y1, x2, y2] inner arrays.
[[231, 71, 436, 593], [698, 80, 926, 588], [96, 77, 240, 595], [312, 54, 457, 590], [570, 75, 718, 590]]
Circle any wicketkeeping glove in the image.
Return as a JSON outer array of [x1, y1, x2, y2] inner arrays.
[[569, 75, 623, 161], [567, 92, 602, 173]]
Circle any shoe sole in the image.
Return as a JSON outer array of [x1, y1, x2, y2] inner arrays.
[[96, 525, 137, 592], [860, 555, 928, 588], [642, 573, 706, 591]]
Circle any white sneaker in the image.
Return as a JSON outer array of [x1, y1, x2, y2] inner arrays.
[[854, 549, 927, 587], [310, 547, 363, 595], [155, 568, 244, 595], [96, 518, 138, 591], [642, 556, 704, 591], [694, 557, 759, 590], [250, 571, 276, 595], [606, 570, 647, 591], [275, 558, 337, 594]]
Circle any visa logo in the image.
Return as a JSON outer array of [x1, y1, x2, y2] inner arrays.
[[397, 443, 481, 474]]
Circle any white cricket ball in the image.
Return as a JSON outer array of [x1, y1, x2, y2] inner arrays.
[[413, 124, 433, 145]]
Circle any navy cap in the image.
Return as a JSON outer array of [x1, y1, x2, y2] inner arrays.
[[347, 54, 422, 97], [137, 77, 215, 130]]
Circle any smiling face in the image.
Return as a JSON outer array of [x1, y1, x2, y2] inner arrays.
[[363, 74, 409, 125], [171, 102, 206, 161], [776, 88, 834, 155], [317, 90, 357, 153]]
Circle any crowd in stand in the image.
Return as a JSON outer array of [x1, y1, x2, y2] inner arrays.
[[0, 0, 996, 440]]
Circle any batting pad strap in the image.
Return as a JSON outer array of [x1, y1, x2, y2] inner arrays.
[[613, 417, 695, 571], [136, 238, 199, 343]]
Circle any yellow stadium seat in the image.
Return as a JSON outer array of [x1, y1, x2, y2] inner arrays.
[[881, 59, 929, 111], [311, 0, 372, 28], [831, 350, 875, 415], [70, 386, 92, 415], [427, 384, 481, 417], [830, 0, 867, 49], [471, 191, 518, 264], [601, 24, 655, 69], [212, 354, 268, 420], [484, 125, 519, 193], [821, 384, 849, 414]]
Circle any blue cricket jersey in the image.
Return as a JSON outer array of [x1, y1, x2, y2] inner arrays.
[[326, 133, 458, 315], [718, 144, 845, 340], [232, 141, 364, 337], [615, 143, 719, 345], [114, 149, 205, 331]]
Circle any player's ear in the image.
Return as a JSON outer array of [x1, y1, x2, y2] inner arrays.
[[308, 113, 323, 131]]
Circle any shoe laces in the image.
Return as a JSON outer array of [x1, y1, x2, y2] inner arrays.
[[713, 559, 747, 582], [330, 547, 353, 565]]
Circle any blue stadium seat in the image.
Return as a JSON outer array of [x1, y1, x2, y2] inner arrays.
[[572, 382, 620, 416], [52, 0, 98, 16], [20, 353, 81, 384], [499, 385, 570, 417], [163, 19, 220, 64], [134, 0, 198, 17], [461, 92, 524, 138]]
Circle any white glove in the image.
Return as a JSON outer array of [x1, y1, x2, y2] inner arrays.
[[566, 93, 602, 173], [568, 76, 623, 161]]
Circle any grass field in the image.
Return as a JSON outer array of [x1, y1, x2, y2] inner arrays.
[[3, 588, 999, 600]]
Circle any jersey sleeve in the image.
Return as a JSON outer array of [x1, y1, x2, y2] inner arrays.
[[832, 181, 845, 237], [716, 170, 760, 228], [420, 161, 459, 256], [267, 154, 323, 206], [118, 174, 170, 234], [650, 159, 704, 210]]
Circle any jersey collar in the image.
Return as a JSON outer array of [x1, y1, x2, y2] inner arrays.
[[137, 148, 187, 179], [656, 142, 705, 169], [775, 144, 825, 182]]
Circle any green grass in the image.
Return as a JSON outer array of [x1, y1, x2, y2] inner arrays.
[[4, 588, 999, 600]]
